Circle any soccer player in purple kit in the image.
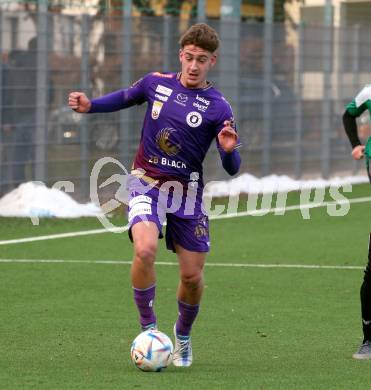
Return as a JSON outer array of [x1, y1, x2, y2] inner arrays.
[[68, 23, 241, 367]]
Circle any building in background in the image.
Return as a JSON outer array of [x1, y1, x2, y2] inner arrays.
[[1, 0, 370, 197]]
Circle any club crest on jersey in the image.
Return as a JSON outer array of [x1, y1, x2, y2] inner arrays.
[[151, 101, 163, 120], [186, 111, 202, 128], [156, 127, 181, 156]]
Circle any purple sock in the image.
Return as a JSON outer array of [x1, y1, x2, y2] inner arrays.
[[176, 300, 200, 336], [133, 284, 157, 328]]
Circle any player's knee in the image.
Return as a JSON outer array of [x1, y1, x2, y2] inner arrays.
[[135, 244, 156, 265], [181, 271, 203, 290]]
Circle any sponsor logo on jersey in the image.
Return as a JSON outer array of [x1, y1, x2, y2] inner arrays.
[[151, 101, 163, 120], [160, 158, 187, 169], [154, 93, 168, 102], [155, 84, 173, 97], [152, 72, 174, 78], [192, 101, 208, 112], [186, 111, 203, 128], [174, 93, 188, 106], [156, 127, 181, 156], [177, 93, 188, 103], [148, 155, 187, 169], [196, 94, 210, 106]]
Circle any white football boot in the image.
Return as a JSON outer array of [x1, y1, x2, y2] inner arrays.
[[172, 324, 193, 367]]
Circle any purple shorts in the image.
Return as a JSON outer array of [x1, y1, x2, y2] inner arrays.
[[127, 177, 209, 253]]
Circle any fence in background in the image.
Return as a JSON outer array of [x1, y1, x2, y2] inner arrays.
[[0, 9, 369, 199]]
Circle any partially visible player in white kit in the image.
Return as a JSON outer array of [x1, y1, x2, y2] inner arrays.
[[68, 23, 241, 367], [343, 85, 371, 359]]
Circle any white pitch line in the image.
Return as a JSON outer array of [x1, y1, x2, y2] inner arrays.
[[0, 195, 370, 246], [208, 196, 371, 219], [0, 258, 364, 270], [0, 226, 129, 246]]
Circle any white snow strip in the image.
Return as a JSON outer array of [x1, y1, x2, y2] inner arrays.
[[0, 195, 370, 246], [0, 174, 368, 218], [203, 173, 369, 197], [0, 182, 103, 218]]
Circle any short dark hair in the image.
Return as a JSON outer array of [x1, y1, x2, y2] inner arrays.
[[179, 23, 219, 53]]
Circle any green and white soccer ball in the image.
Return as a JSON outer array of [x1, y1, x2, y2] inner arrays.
[[130, 329, 173, 372]]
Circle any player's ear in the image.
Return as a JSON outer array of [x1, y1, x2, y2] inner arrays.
[[210, 53, 217, 67], [179, 49, 183, 63]]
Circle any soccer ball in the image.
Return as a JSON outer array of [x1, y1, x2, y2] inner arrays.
[[130, 329, 174, 372]]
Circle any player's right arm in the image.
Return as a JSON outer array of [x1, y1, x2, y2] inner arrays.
[[68, 75, 149, 114]]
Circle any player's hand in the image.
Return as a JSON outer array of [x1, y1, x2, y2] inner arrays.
[[352, 145, 365, 160], [68, 92, 91, 113], [218, 120, 238, 153]]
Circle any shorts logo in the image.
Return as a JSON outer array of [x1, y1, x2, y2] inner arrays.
[[155, 84, 173, 97], [194, 214, 208, 238], [186, 111, 202, 128], [195, 225, 208, 238], [151, 101, 163, 120], [194, 224, 208, 238]]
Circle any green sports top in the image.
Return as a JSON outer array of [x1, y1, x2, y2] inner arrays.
[[346, 84, 371, 117], [366, 137, 371, 159]]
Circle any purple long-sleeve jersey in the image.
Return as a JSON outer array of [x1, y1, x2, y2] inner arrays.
[[89, 72, 241, 189]]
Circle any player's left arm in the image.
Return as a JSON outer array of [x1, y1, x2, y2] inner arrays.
[[343, 100, 366, 160], [342, 110, 365, 160], [342, 89, 370, 160], [217, 120, 241, 176]]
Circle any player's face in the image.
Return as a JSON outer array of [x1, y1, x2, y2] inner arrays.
[[179, 45, 216, 89]]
